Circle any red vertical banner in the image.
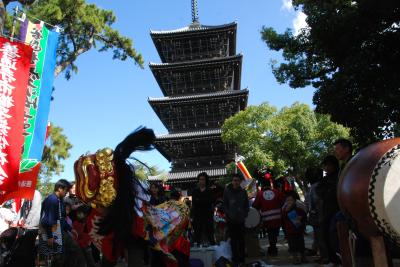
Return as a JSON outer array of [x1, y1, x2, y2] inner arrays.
[[0, 37, 33, 199]]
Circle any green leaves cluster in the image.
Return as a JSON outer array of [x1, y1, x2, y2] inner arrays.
[[261, 0, 400, 146], [2, 0, 144, 79], [38, 124, 72, 196], [222, 102, 350, 181], [0, 0, 147, 195], [133, 163, 162, 181], [27, 0, 144, 78]]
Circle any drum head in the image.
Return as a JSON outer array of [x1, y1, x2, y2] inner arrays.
[[369, 143, 400, 245], [245, 207, 260, 228]]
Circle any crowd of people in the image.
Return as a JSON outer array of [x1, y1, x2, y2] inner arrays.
[[186, 138, 354, 266], [0, 180, 98, 267], [0, 138, 354, 267], [0, 179, 191, 267]]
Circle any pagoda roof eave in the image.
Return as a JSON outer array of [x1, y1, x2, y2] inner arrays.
[[147, 103, 173, 133], [149, 54, 242, 70], [150, 22, 237, 37], [151, 22, 237, 63], [150, 55, 243, 97], [156, 128, 222, 141], [154, 142, 172, 162], [148, 167, 227, 182], [153, 129, 223, 161], [148, 89, 248, 104]]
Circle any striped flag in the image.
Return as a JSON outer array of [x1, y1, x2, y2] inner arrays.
[[235, 154, 252, 180], [19, 19, 59, 169], [235, 155, 257, 198], [0, 37, 32, 201], [3, 18, 60, 201]]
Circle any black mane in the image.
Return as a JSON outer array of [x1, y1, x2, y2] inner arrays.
[[97, 127, 155, 251]]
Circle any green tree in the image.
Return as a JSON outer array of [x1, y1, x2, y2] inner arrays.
[[133, 162, 162, 181], [2, 0, 143, 79], [37, 124, 72, 196], [222, 102, 350, 192], [1, 1, 35, 34], [261, 0, 400, 146], [0, 0, 145, 195]]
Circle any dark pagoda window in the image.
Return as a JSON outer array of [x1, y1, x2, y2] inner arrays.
[[189, 72, 195, 92], [155, 59, 240, 96], [175, 41, 185, 60], [197, 105, 206, 128], [159, 34, 230, 63], [210, 37, 218, 52]]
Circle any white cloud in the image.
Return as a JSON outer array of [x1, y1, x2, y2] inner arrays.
[[293, 11, 307, 35], [281, 0, 293, 11], [281, 0, 309, 36]]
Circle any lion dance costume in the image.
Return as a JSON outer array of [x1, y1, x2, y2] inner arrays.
[[74, 127, 190, 266]]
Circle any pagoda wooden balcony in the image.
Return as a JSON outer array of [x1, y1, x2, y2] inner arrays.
[[149, 55, 242, 96], [150, 22, 237, 63], [148, 89, 248, 133]]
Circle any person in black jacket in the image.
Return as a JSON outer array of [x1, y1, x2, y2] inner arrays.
[[191, 172, 215, 246], [316, 155, 341, 264], [223, 174, 249, 266]]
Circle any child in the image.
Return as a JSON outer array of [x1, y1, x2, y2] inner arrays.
[[282, 192, 307, 265], [214, 201, 226, 244], [72, 205, 96, 267]]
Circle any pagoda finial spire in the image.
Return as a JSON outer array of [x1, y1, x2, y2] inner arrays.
[[191, 0, 200, 27]]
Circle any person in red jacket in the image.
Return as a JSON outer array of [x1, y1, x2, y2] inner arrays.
[[282, 192, 307, 265], [252, 179, 284, 256]]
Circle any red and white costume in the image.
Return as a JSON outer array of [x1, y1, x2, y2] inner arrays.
[[252, 188, 284, 229]]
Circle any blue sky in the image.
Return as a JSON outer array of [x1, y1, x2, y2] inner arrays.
[[46, 0, 314, 181]]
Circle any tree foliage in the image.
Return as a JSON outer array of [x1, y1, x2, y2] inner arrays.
[[1, 0, 144, 79], [261, 0, 400, 146], [133, 162, 162, 181], [0, 0, 145, 194], [221, 102, 350, 186], [37, 124, 72, 196]]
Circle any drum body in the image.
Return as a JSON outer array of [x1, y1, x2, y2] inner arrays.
[[245, 207, 261, 229], [338, 138, 400, 246]]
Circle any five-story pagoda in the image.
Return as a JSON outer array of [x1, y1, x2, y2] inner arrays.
[[148, 0, 248, 189]]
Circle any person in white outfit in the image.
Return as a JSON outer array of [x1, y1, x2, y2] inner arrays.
[[9, 190, 42, 267], [0, 206, 16, 234]]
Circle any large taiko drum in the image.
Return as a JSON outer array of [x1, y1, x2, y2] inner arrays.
[[245, 207, 261, 229], [338, 138, 400, 246]]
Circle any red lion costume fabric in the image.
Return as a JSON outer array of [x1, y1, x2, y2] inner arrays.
[[74, 128, 190, 265], [74, 127, 155, 262]]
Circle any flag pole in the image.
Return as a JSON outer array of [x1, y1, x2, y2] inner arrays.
[[234, 153, 238, 174], [10, 5, 18, 41]]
